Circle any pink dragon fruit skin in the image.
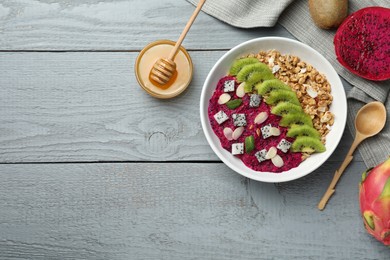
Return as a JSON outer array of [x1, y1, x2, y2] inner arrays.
[[359, 157, 390, 246], [334, 7, 390, 81]]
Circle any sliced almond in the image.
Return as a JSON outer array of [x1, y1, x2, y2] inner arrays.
[[223, 127, 233, 141], [232, 126, 245, 140], [270, 127, 281, 136], [299, 67, 307, 74], [272, 65, 280, 74], [254, 112, 268, 124], [236, 82, 245, 98], [268, 56, 275, 66], [306, 86, 318, 98], [218, 93, 231, 104], [271, 155, 284, 168], [265, 147, 277, 159]]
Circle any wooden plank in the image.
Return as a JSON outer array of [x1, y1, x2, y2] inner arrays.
[[0, 0, 292, 50], [0, 162, 387, 259], [0, 51, 360, 162]]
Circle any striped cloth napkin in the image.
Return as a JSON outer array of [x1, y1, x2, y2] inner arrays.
[[188, 0, 390, 167]]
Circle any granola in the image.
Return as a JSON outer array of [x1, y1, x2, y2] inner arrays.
[[250, 50, 334, 143]]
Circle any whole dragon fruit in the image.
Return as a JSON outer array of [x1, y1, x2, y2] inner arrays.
[[334, 7, 390, 81], [359, 157, 390, 245]]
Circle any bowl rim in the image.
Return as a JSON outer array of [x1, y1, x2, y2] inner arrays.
[[199, 36, 347, 183]]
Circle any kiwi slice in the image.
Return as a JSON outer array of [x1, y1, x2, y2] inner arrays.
[[229, 58, 259, 76], [244, 83, 254, 93], [265, 90, 301, 106], [244, 72, 275, 93], [255, 79, 291, 96], [245, 135, 255, 153], [279, 112, 313, 127], [291, 136, 326, 153], [287, 125, 321, 139], [271, 102, 302, 116], [236, 63, 274, 83], [226, 99, 242, 109]]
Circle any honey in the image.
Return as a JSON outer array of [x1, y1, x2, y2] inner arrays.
[[135, 40, 193, 99]]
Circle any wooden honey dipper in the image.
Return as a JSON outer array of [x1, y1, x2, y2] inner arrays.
[[150, 0, 206, 85]]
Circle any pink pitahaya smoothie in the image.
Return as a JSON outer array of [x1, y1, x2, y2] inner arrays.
[[208, 76, 302, 173]]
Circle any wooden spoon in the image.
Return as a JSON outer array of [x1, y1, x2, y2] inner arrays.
[[318, 101, 387, 210], [150, 0, 206, 85]]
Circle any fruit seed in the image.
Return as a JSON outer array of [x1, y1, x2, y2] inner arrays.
[[265, 147, 277, 159], [223, 127, 233, 141], [254, 112, 268, 124], [232, 127, 245, 140], [271, 155, 284, 168], [236, 82, 245, 98], [270, 127, 281, 136], [218, 93, 231, 104]]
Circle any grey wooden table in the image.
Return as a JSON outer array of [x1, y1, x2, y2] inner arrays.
[[0, 1, 388, 259]]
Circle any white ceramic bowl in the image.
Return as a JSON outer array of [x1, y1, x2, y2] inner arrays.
[[200, 37, 347, 183]]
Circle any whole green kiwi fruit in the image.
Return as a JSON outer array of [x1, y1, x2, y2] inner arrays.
[[309, 0, 348, 29]]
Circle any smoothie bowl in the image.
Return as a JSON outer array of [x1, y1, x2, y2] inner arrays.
[[200, 37, 347, 183]]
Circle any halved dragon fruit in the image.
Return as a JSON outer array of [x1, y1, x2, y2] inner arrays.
[[359, 157, 390, 245], [334, 7, 390, 81]]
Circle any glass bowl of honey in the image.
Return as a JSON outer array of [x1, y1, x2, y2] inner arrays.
[[135, 40, 193, 99]]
